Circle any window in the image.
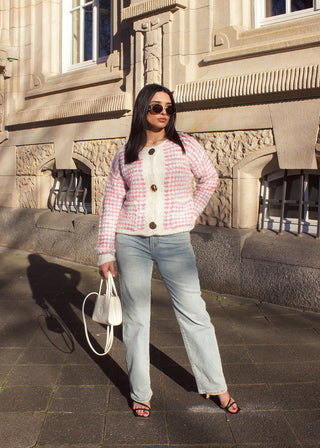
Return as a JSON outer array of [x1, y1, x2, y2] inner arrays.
[[63, 0, 112, 71], [48, 170, 92, 214], [259, 170, 320, 237], [255, 0, 320, 26]]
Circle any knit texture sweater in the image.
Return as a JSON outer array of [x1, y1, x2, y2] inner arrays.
[[96, 132, 219, 265]]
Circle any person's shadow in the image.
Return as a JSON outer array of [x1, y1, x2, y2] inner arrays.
[[27, 254, 130, 398], [27, 254, 197, 403]]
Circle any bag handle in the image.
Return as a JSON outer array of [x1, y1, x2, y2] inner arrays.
[[98, 273, 118, 298], [82, 273, 116, 356]]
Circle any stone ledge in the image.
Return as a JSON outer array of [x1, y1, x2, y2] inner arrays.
[[175, 64, 320, 107], [202, 18, 320, 66], [7, 93, 132, 127], [191, 226, 253, 296], [122, 0, 187, 22], [0, 207, 319, 312], [35, 210, 99, 233], [242, 230, 320, 270], [26, 53, 123, 100], [36, 211, 76, 233], [202, 34, 320, 65]]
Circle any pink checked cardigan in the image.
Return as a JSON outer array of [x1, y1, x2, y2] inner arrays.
[[96, 132, 219, 264]]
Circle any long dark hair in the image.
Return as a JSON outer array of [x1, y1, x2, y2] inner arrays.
[[125, 84, 185, 164]]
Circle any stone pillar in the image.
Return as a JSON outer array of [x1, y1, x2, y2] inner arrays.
[[142, 20, 162, 85], [122, 1, 187, 92], [134, 14, 173, 88]]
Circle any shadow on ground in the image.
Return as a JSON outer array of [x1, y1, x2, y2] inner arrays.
[[26, 253, 197, 401]]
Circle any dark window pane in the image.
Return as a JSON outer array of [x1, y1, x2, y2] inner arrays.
[[284, 204, 299, 219], [65, 172, 77, 202], [81, 171, 92, 212], [291, 0, 313, 12], [268, 178, 283, 217], [99, 0, 111, 57], [84, 4, 92, 61], [266, 0, 286, 17], [284, 175, 300, 219], [268, 175, 301, 219], [308, 175, 319, 220], [286, 175, 300, 200], [269, 178, 283, 199], [268, 203, 282, 216]]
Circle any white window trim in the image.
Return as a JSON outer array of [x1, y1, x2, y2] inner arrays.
[[255, 0, 320, 28], [62, 0, 112, 73]]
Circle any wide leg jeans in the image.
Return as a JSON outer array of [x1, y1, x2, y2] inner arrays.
[[116, 232, 227, 403]]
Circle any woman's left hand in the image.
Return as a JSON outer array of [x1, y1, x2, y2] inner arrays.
[[99, 261, 115, 278]]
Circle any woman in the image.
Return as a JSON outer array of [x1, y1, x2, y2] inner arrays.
[[96, 83, 240, 418]]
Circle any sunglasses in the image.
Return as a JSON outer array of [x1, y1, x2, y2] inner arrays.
[[148, 104, 175, 115]]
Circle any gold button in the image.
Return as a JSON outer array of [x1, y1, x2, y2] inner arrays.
[[148, 148, 155, 155], [149, 222, 157, 229], [151, 184, 157, 192]]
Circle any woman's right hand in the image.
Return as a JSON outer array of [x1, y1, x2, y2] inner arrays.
[[99, 261, 115, 278]]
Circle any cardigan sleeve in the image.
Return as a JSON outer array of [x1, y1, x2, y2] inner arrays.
[[95, 148, 127, 259], [180, 133, 219, 216]]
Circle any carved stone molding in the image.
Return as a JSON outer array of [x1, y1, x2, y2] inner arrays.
[[134, 18, 165, 85], [0, 47, 17, 79], [16, 144, 55, 176], [189, 130, 274, 228], [122, 0, 187, 22], [74, 138, 125, 177], [7, 93, 132, 127], [16, 176, 38, 208], [134, 12, 174, 86], [74, 138, 125, 214], [213, 33, 230, 49], [175, 64, 320, 105], [32, 73, 44, 89], [0, 49, 11, 78]]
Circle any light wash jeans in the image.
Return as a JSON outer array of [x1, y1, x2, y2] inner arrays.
[[115, 232, 227, 403]]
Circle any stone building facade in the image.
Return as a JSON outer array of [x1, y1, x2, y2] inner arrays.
[[0, 0, 319, 310]]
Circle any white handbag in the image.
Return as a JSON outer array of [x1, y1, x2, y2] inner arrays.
[[82, 272, 122, 356]]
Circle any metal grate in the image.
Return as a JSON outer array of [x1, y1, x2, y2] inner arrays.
[[48, 170, 91, 214], [259, 170, 320, 238]]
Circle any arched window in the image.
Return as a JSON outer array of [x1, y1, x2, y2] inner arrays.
[[48, 169, 92, 214], [259, 170, 320, 237], [62, 0, 112, 71]]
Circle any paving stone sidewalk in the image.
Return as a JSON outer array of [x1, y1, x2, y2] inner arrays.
[[0, 246, 319, 448]]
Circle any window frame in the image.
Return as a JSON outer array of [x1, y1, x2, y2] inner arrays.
[[62, 0, 112, 73], [259, 170, 320, 237], [255, 0, 320, 27]]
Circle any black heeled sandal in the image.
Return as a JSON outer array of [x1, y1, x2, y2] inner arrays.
[[205, 394, 241, 414], [132, 401, 151, 418]]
